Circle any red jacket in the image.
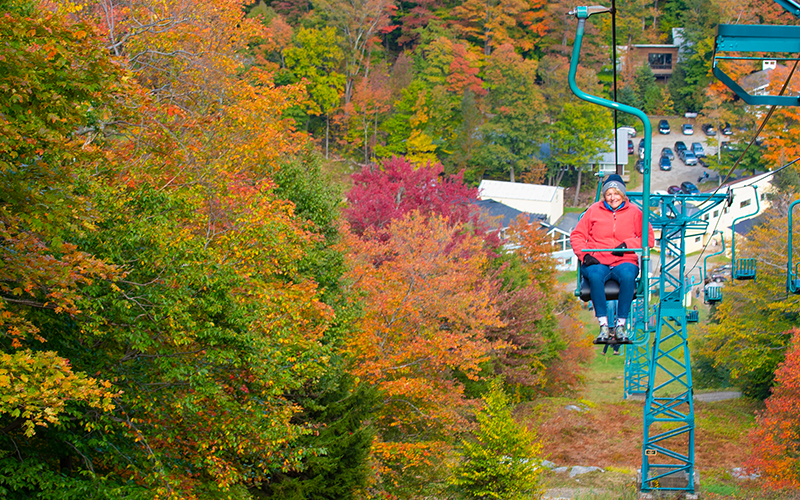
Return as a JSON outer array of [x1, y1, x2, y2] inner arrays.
[[570, 199, 654, 267]]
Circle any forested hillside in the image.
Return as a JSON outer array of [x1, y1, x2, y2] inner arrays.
[[0, 0, 582, 498], [4, 0, 800, 498], [246, 0, 800, 189]]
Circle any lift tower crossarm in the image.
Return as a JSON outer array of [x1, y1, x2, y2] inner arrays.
[[713, 24, 800, 106]]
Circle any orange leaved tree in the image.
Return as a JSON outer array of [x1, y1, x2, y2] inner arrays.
[[342, 211, 506, 496]]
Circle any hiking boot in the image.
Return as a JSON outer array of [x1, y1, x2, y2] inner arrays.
[[616, 325, 633, 344], [593, 325, 610, 345]]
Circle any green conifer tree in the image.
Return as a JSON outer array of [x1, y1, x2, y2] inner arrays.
[[450, 378, 543, 500]]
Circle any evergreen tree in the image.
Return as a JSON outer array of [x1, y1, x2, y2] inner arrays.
[[633, 64, 660, 114], [449, 378, 544, 500], [259, 150, 377, 499]]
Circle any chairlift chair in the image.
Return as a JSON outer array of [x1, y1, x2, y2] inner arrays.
[[575, 171, 641, 303], [703, 231, 726, 304], [731, 186, 760, 281]]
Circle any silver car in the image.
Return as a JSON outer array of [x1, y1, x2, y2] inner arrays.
[[680, 150, 698, 166]]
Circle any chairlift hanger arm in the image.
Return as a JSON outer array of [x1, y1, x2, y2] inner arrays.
[[703, 231, 726, 284], [731, 185, 761, 280], [788, 199, 800, 294], [567, 6, 651, 256]]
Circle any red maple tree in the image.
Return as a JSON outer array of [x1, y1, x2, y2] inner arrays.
[[344, 156, 482, 238], [747, 327, 800, 490]]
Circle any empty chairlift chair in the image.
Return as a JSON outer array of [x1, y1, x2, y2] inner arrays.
[[731, 186, 760, 281], [703, 231, 726, 304]]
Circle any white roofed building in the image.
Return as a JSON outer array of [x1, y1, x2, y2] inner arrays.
[[478, 180, 564, 224]]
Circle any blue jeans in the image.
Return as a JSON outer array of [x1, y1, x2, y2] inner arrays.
[[581, 262, 639, 321]]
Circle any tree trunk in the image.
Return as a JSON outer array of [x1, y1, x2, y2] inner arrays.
[[363, 116, 369, 163], [325, 115, 330, 159], [573, 168, 583, 206], [345, 78, 353, 106], [509, 166, 515, 182], [653, 0, 658, 29], [554, 165, 566, 187], [373, 109, 379, 160]]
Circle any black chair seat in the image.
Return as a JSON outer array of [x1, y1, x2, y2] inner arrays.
[[579, 279, 621, 302]]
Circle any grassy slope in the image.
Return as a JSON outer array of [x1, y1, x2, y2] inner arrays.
[[517, 299, 798, 499]]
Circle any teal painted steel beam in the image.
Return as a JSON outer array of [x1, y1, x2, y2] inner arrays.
[[716, 24, 800, 52], [625, 297, 651, 397], [713, 24, 800, 106], [775, 0, 800, 16]]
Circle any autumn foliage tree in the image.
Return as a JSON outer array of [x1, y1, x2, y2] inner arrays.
[[747, 327, 800, 490], [488, 216, 591, 394], [0, 0, 357, 498], [344, 156, 482, 238], [342, 211, 506, 496], [0, 0, 123, 445]]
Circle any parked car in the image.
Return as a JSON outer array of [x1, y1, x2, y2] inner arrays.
[[635, 158, 645, 173], [628, 139, 634, 155], [682, 123, 694, 135], [638, 138, 645, 156], [658, 119, 671, 134], [659, 155, 672, 171], [701, 124, 717, 136], [721, 122, 732, 135], [709, 264, 731, 283], [691, 142, 705, 158], [712, 264, 732, 276], [674, 141, 687, 154], [661, 147, 675, 160], [619, 126, 637, 138], [650, 189, 669, 207], [679, 150, 698, 166], [680, 181, 700, 195], [667, 185, 682, 194]]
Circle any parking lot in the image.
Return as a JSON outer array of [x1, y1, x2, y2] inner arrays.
[[628, 120, 718, 192]]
